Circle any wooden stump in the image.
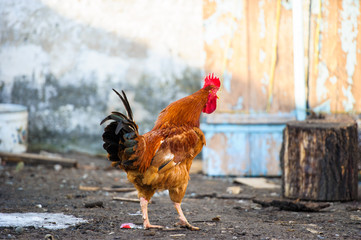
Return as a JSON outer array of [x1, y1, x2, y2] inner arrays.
[[280, 120, 358, 201]]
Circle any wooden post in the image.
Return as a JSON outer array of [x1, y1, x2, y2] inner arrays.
[[281, 120, 358, 201]]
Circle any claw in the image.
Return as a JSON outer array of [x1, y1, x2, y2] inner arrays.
[[175, 221, 200, 231], [173, 202, 200, 231], [185, 224, 200, 231]]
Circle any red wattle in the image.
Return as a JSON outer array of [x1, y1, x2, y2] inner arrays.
[[202, 97, 217, 114]]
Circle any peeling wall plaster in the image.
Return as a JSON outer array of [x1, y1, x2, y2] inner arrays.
[[313, 0, 360, 113], [339, 0, 360, 84], [258, 0, 266, 39], [0, 0, 203, 153], [203, 0, 244, 45], [261, 72, 269, 95], [259, 49, 266, 63], [223, 70, 232, 92], [342, 85, 356, 112], [316, 61, 330, 102], [339, 0, 359, 111]]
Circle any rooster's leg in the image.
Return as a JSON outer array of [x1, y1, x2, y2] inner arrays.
[[173, 202, 199, 231], [140, 197, 163, 229]]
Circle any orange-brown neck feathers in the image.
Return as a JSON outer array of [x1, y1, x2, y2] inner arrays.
[[152, 88, 210, 130]]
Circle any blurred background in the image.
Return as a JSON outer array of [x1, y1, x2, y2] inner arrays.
[[0, 0, 360, 176]]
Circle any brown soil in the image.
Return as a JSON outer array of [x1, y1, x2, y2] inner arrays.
[[1, 153, 360, 240]]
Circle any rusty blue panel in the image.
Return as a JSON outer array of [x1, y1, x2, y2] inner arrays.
[[201, 123, 284, 176], [249, 132, 283, 175]]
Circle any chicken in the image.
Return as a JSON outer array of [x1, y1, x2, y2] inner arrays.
[[100, 73, 220, 230]]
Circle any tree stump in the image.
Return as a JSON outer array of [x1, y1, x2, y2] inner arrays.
[[280, 120, 358, 201]]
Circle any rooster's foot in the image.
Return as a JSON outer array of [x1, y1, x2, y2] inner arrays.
[[175, 221, 200, 231]]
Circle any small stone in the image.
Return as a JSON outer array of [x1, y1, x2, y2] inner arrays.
[[350, 215, 361, 221], [84, 201, 103, 208], [54, 164, 62, 171], [226, 186, 242, 195], [15, 162, 24, 173], [15, 226, 23, 234], [144, 231, 156, 236], [270, 192, 279, 197]]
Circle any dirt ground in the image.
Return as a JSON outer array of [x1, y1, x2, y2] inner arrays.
[[1, 153, 360, 240]]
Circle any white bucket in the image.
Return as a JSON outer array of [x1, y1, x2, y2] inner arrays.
[[0, 104, 28, 153]]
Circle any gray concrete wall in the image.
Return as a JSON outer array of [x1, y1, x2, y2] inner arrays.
[[0, 0, 204, 153]]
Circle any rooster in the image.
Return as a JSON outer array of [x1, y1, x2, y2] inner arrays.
[[101, 74, 220, 230]]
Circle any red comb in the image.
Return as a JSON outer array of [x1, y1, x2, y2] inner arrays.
[[203, 73, 220, 88]]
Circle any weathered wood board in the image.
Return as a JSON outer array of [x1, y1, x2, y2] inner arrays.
[[203, 0, 295, 115], [308, 0, 361, 113]]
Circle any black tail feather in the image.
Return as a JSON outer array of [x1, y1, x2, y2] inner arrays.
[[122, 159, 137, 167], [112, 89, 134, 121], [101, 90, 139, 168], [111, 111, 138, 131]]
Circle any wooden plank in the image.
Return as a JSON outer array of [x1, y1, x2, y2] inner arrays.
[[253, 199, 330, 212], [308, 0, 361, 113], [292, 0, 307, 120], [79, 186, 100, 191], [112, 197, 140, 203], [247, 0, 294, 113], [271, 1, 295, 113], [247, 0, 271, 112], [355, 2, 361, 111], [203, 0, 296, 115], [203, 0, 249, 113], [0, 152, 77, 168], [303, 0, 311, 108], [102, 187, 136, 192], [234, 177, 280, 189], [188, 192, 255, 200]]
